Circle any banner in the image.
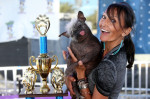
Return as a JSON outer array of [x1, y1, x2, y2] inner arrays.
[[0, 0, 60, 43]]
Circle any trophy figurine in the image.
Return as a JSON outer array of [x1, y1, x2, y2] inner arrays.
[[29, 15, 58, 94], [22, 69, 37, 94], [51, 67, 65, 93]]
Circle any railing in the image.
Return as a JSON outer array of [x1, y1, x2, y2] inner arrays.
[[119, 61, 150, 99], [0, 61, 150, 98], [0, 64, 67, 96]]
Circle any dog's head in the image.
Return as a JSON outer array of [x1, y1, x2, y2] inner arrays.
[[59, 11, 92, 42]]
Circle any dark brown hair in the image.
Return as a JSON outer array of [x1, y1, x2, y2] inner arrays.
[[106, 2, 135, 68]]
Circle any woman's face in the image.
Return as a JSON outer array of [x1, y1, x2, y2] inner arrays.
[[99, 10, 125, 42]]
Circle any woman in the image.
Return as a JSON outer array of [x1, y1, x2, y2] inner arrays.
[[64, 2, 135, 99]]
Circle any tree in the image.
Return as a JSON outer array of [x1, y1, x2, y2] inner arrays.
[[86, 10, 98, 29], [60, 2, 75, 13]]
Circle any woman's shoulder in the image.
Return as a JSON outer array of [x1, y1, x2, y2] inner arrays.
[[108, 47, 127, 69], [88, 47, 127, 96], [91, 59, 117, 96], [100, 46, 127, 70]]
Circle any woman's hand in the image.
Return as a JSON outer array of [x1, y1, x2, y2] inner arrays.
[[66, 47, 86, 79], [63, 47, 78, 62], [76, 61, 86, 79], [62, 47, 77, 95], [63, 47, 86, 93], [64, 76, 76, 95]]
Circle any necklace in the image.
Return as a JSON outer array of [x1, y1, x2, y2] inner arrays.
[[103, 40, 123, 56]]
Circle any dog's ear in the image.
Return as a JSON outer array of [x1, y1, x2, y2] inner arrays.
[[59, 32, 70, 38], [78, 11, 86, 22]]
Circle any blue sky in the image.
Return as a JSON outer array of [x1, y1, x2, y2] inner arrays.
[[60, 0, 98, 17]]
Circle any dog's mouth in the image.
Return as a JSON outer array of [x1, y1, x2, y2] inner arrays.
[[80, 30, 85, 36]]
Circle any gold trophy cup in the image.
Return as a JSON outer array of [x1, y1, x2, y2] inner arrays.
[[29, 15, 58, 94], [29, 55, 58, 94]]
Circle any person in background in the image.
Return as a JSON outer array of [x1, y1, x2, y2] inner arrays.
[[63, 2, 135, 99]]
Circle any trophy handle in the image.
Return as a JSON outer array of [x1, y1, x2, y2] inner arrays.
[[52, 55, 58, 68], [29, 56, 39, 72]]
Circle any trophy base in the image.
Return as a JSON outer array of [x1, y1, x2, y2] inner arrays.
[[54, 89, 63, 93], [40, 85, 50, 94], [25, 90, 33, 94]]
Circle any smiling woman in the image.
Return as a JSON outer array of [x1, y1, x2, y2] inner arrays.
[[64, 2, 135, 99], [99, 11, 128, 52]]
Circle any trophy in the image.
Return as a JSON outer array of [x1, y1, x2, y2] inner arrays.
[[22, 69, 37, 94], [29, 15, 59, 94]]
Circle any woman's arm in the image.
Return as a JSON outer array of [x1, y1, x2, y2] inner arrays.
[[67, 47, 108, 99], [92, 86, 108, 99], [78, 85, 108, 99], [62, 49, 77, 96], [76, 61, 108, 99]]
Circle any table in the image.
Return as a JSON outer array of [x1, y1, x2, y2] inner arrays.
[[19, 85, 68, 98]]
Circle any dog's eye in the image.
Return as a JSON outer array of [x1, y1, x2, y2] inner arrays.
[[78, 25, 82, 28]]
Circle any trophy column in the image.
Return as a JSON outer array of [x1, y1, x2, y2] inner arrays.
[[31, 15, 53, 94], [34, 15, 65, 98]]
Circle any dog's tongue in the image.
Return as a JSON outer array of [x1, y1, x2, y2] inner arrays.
[[80, 31, 85, 36]]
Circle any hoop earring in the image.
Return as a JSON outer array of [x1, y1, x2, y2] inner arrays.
[[112, 40, 123, 55]]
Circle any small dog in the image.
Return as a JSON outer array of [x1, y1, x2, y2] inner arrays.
[[59, 11, 102, 98]]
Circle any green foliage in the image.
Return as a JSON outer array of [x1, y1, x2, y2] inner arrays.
[[87, 10, 98, 29], [60, 2, 75, 13], [6, 21, 14, 25]]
